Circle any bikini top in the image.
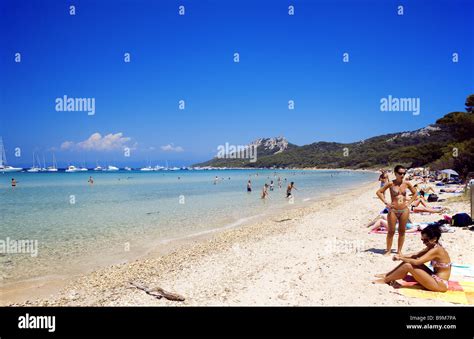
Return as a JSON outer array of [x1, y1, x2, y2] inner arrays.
[[390, 184, 407, 197], [431, 244, 452, 268], [431, 260, 452, 268]]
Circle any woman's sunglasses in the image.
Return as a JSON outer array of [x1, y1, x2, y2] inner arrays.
[[396, 172, 406, 176]]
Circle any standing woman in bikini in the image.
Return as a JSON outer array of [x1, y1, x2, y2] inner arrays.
[[376, 165, 417, 255]]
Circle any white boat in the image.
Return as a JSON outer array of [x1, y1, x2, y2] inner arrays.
[[154, 165, 165, 171], [47, 153, 58, 172], [94, 161, 103, 171], [140, 166, 153, 171], [39, 155, 48, 172], [0, 137, 22, 172], [27, 153, 41, 172], [124, 167, 132, 171], [106, 165, 119, 171], [78, 161, 88, 171], [65, 165, 79, 173]]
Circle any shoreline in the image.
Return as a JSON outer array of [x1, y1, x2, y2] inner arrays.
[[6, 177, 472, 306], [3, 178, 373, 306], [2, 173, 376, 306]]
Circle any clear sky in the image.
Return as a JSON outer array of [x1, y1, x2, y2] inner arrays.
[[1, 0, 473, 167]]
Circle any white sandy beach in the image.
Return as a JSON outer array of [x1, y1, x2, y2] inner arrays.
[[6, 180, 474, 306]]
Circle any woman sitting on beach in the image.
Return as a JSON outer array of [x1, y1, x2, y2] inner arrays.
[[373, 225, 451, 292], [376, 165, 417, 255]]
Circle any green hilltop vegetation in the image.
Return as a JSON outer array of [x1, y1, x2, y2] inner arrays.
[[196, 95, 474, 177]]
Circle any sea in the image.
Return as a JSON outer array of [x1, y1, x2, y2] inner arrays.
[[0, 169, 377, 287]]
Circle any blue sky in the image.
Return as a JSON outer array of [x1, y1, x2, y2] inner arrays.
[[1, 0, 473, 167]]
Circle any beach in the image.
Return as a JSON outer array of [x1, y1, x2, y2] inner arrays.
[[8, 179, 473, 306]]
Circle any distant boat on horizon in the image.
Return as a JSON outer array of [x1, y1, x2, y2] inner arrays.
[[47, 153, 58, 172], [0, 137, 22, 173], [94, 161, 103, 171], [65, 165, 79, 173], [77, 160, 88, 172], [27, 153, 41, 173], [106, 165, 119, 171]]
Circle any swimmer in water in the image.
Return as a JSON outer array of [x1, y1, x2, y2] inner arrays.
[[261, 183, 269, 199], [286, 181, 297, 198]]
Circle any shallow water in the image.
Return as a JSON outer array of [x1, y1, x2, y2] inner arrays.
[[0, 169, 377, 284]]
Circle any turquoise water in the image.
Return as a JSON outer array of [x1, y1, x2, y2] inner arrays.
[[0, 169, 377, 284]]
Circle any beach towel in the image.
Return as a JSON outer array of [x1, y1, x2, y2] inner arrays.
[[427, 263, 474, 278], [396, 275, 474, 305]]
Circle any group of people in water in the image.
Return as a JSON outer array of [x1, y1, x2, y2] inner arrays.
[[374, 165, 452, 292], [246, 176, 297, 200]]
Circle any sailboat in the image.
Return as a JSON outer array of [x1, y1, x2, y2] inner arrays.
[[27, 153, 41, 172], [0, 137, 22, 172], [40, 154, 49, 172], [140, 159, 153, 171], [78, 161, 88, 172], [106, 165, 119, 171], [65, 165, 79, 173], [47, 153, 58, 172], [94, 161, 103, 171]]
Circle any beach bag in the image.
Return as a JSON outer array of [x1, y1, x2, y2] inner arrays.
[[451, 213, 473, 227], [427, 193, 438, 202]]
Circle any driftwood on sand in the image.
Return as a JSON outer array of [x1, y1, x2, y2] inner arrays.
[[129, 282, 185, 302]]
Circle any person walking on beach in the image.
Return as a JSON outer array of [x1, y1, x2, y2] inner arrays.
[[277, 177, 282, 189], [261, 183, 269, 199], [376, 165, 417, 255], [373, 225, 451, 292], [88, 176, 94, 185], [378, 169, 389, 198], [269, 180, 274, 191], [286, 181, 297, 198], [247, 180, 252, 192], [11, 178, 17, 188]]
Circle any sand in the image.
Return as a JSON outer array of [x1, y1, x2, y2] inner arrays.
[[7, 181, 474, 306]]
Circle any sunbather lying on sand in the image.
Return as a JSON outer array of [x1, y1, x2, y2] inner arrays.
[[373, 225, 451, 292], [367, 216, 419, 234], [440, 187, 464, 193], [410, 200, 446, 214]]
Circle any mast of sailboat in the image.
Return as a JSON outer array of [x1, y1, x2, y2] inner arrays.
[[0, 137, 5, 167]]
